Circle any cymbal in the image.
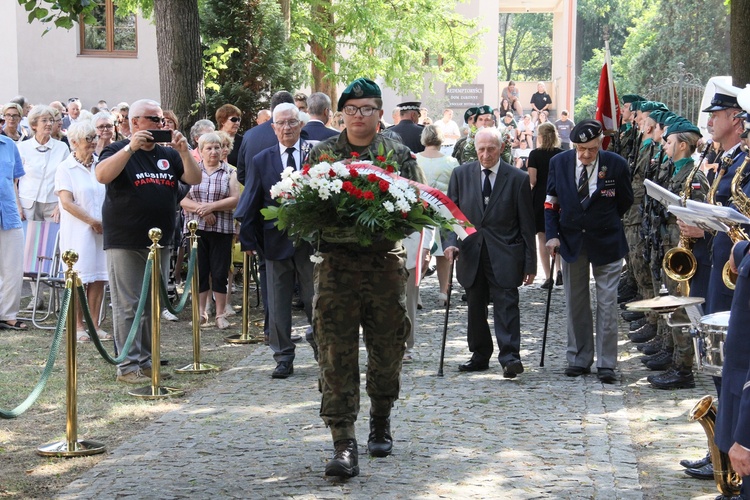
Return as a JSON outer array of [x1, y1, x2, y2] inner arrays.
[[626, 295, 704, 312]]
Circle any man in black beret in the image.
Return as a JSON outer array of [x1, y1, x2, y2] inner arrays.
[[389, 101, 425, 153], [451, 107, 478, 161], [307, 77, 426, 479], [545, 119, 633, 384]]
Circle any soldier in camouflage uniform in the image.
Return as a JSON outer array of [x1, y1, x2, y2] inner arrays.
[[307, 78, 426, 479], [644, 119, 708, 389], [625, 102, 668, 344], [451, 107, 477, 162]]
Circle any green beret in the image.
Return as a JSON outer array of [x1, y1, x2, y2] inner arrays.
[[664, 113, 682, 126], [622, 94, 645, 104], [639, 101, 669, 113], [337, 78, 381, 111], [663, 119, 700, 138], [463, 107, 479, 122], [630, 100, 643, 112], [476, 104, 493, 116], [650, 110, 676, 126]]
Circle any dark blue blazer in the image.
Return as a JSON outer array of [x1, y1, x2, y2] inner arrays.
[[389, 120, 425, 154], [237, 141, 311, 261], [301, 120, 339, 142], [236, 121, 277, 186], [545, 149, 633, 265], [716, 240, 750, 452]]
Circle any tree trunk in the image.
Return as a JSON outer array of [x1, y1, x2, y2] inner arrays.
[[153, 0, 205, 134], [279, 0, 291, 40], [309, 1, 337, 103], [731, 0, 750, 87]]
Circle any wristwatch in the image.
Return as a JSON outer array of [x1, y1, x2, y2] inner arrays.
[[123, 144, 133, 155]]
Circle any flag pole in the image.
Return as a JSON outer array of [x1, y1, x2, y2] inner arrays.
[[604, 34, 618, 130]]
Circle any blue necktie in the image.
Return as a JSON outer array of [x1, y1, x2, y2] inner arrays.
[[482, 169, 492, 207]]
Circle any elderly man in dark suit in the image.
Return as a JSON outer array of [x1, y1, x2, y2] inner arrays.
[[389, 101, 425, 153], [238, 102, 315, 379], [301, 92, 339, 143], [545, 119, 633, 384], [444, 127, 536, 379]]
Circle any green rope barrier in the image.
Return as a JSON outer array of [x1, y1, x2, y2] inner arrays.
[[80, 258, 153, 365], [161, 245, 197, 315], [0, 287, 70, 419]]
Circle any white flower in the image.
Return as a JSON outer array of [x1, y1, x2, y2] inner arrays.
[[310, 254, 324, 264], [383, 201, 395, 212], [330, 179, 343, 193], [395, 199, 411, 212]]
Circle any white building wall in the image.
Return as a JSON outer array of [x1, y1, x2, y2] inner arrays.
[[4, 4, 159, 108]]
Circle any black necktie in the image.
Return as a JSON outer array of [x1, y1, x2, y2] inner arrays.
[[578, 165, 590, 203], [286, 147, 296, 169], [482, 168, 492, 207]]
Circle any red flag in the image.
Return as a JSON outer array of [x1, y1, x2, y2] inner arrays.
[[595, 60, 620, 150]]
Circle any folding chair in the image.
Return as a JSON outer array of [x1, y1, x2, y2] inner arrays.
[[19, 221, 65, 329]]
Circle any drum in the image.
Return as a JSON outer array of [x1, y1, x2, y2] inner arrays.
[[693, 311, 730, 377]]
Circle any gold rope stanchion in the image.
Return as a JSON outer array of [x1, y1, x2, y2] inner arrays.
[[177, 221, 220, 374], [225, 251, 262, 344], [38, 251, 106, 457], [130, 228, 184, 399]]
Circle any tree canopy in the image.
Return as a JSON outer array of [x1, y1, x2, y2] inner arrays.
[[498, 13, 553, 82]]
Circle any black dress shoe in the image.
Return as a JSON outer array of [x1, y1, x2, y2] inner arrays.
[[680, 451, 711, 469], [368, 415, 393, 457], [272, 361, 294, 379], [458, 359, 490, 372], [621, 310, 645, 322], [555, 270, 563, 286], [503, 360, 524, 379], [629, 317, 648, 331], [684, 462, 714, 480], [565, 366, 591, 377], [628, 323, 657, 343], [637, 337, 662, 355], [325, 439, 359, 478], [291, 333, 302, 343], [645, 351, 673, 371], [540, 277, 553, 290], [648, 368, 696, 389], [597, 368, 617, 384]]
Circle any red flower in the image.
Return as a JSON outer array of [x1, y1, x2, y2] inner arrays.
[[349, 168, 359, 177], [386, 165, 395, 173], [379, 180, 389, 192], [376, 155, 386, 162], [342, 181, 354, 193], [351, 152, 360, 158], [319, 153, 335, 162], [401, 211, 408, 218], [364, 191, 375, 200], [302, 165, 310, 175], [354, 188, 364, 199], [367, 173, 378, 182], [329, 169, 336, 177]]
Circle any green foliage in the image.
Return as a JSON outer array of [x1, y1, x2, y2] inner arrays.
[[200, 0, 301, 130], [17, 0, 152, 32], [498, 13, 553, 81], [290, 0, 481, 97], [575, 0, 731, 122]]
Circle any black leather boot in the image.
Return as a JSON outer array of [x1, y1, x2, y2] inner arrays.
[[647, 367, 696, 389], [368, 415, 393, 457], [325, 439, 359, 477], [645, 350, 674, 371], [628, 322, 657, 343]]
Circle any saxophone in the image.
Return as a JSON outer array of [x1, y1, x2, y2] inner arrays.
[[706, 153, 731, 205], [688, 396, 742, 497], [721, 154, 750, 289], [662, 150, 710, 284]]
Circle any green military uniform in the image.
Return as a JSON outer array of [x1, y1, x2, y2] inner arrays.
[[655, 156, 709, 370], [308, 130, 423, 442]]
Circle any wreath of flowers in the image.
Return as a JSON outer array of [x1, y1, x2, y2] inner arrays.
[[262, 147, 458, 251]]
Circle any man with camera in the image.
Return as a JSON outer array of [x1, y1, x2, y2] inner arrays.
[[96, 99, 201, 384]]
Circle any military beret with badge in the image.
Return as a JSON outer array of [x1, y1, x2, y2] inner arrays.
[[337, 78, 382, 111], [570, 119, 603, 144]]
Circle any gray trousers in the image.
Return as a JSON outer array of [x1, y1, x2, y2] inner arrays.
[[563, 250, 621, 370], [107, 247, 170, 376], [266, 245, 314, 363]]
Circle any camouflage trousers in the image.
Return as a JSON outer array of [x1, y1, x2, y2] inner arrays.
[[625, 224, 657, 325], [653, 242, 694, 370], [313, 249, 410, 442]]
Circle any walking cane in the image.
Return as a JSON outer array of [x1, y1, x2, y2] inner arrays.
[[437, 258, 456, 377], [539, 250, 557, 368]]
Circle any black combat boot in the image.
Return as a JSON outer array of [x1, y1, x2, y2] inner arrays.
[[645, 350, 673, 371], [367, 415, 393, 457], [628, 322, 657, 343], [629, 317, 648, 331], [621, 309, 645, 322], [325, 439, 359, 477], [636, 337, 662, 354], [648, 367, 696, 389]]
